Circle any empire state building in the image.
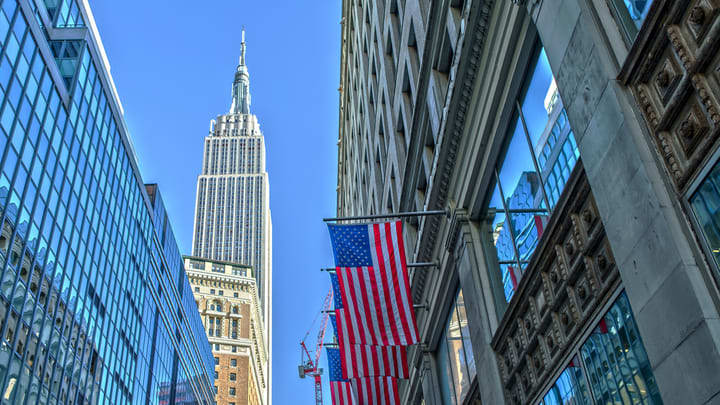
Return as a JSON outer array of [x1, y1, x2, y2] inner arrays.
[[191, 31, 272, 328]]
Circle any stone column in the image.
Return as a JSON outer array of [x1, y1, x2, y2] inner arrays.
[[419, 353, 443, 405], [454, 219, 506, 404]]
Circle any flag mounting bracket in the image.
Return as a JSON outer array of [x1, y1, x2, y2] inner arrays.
[[323, 209, 449, 222]]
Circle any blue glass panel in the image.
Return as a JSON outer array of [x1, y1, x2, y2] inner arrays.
[[692, 160, 720, 266], [623, 0, 653, 28], [580, 293, 663, 404], [541, 358, 592, 405], [0, 12, 10, 49], [521, 49, 554, 146]]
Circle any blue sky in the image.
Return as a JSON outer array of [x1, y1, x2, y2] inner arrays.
[[89, 1, 341, 402]]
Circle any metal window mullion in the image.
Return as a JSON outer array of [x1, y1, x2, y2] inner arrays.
[[516, 99, 553, 213], [494, 168, 522, 273], [442, 316, 460, 405], [453, 293, 475, 400], [604, 312, 635, 402], [575, 349, 599, 405]]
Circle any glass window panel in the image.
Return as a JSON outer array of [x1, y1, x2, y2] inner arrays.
[[437, 311, 457, 405], [11, 12, 26, 40], [609, 0, 654, 40], [437, 290, 476, 404], [0, 11, 9, 43], [486, 46, 581, 307], [520, 49, 555, 146], [0, 57, 11, 90], [580, 293, 663, 404], [498, 119, 539, 210], [447, 303, 469, 402], [622, 0, 653, 28], [691, 161, 720, 266], [6, 33, 20, 64], [456, 290, 476, 380], [541, 357, 592, 405]]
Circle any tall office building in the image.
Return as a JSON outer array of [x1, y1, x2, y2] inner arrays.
[[337, 0, 720, 403], [191, 31, 272, 403], [185, 256, 267, 405], [191, 31, 271, 328], [0, 0, 215, 403]]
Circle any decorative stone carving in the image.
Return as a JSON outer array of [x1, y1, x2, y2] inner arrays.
[[492, 164, 620, 404], [624, 0, 720, 192]]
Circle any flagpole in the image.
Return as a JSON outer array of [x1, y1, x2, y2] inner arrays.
[[321, 262, 437, 272], [323, 304, 426, 313], [323, 209, 448, 222]]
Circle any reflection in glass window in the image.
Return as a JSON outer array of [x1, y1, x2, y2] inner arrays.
[[580, 293, 663, 404], [539, 356, 592, 405], [609, 0, 654, 40], [622, 0, 654, 28], [488, 48, 580, 302], [539, 294, 662, 404], [436, 289, 477, 405], [692, 161, 720, 266]]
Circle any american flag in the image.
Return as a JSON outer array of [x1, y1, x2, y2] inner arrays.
[[327, 348, 356, 405], [335, 308, 409, 379], [330, 314, 339, 339], [330, 273, 344, 309], [328, 221, 419, 346], [352, 377, 401, 405]]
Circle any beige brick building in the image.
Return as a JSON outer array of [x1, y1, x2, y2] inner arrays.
[[185, 256, 267, 405]]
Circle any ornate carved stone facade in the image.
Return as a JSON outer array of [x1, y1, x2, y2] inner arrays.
[[623, 0, 720, 193], [184, 257, 267, 405]]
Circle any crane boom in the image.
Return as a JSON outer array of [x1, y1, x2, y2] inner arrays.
[[299, 289, 333, 405]]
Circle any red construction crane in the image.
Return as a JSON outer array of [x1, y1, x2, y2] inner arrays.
[[299, 289, 333, 405]]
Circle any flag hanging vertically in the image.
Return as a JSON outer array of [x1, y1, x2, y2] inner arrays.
[[351, 377, 401, 405], [328, 347, 356, 405], [327, 221, 419, 346], [335, 308, 410, 379], [330, 272, 344, 309]]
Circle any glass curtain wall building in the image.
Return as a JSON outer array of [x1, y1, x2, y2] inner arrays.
[[0, 0, 214, 404]]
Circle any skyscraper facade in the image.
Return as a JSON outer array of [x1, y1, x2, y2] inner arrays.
[[191, 32, 272, 330], [0, 0, 215, 403], [337, 0, 720, 403], [191, 31, 272, 404], [185, 256, 267, 405]]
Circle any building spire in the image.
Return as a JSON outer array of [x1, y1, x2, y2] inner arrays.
[[240, 28, 246, 65], [230, 28, 251, 114]]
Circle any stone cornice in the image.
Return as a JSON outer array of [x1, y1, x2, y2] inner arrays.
[[405, 0, 495, 304], [186, 269, 256, 286]]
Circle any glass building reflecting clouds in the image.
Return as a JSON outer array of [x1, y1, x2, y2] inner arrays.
[[0, 0, 214, 403]]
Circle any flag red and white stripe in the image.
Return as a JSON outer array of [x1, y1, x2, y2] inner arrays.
[[336, 308, 410, 379], [335, 221, 418, 345], [351, 377, 401, 405], [330, 381, 356, 405]]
